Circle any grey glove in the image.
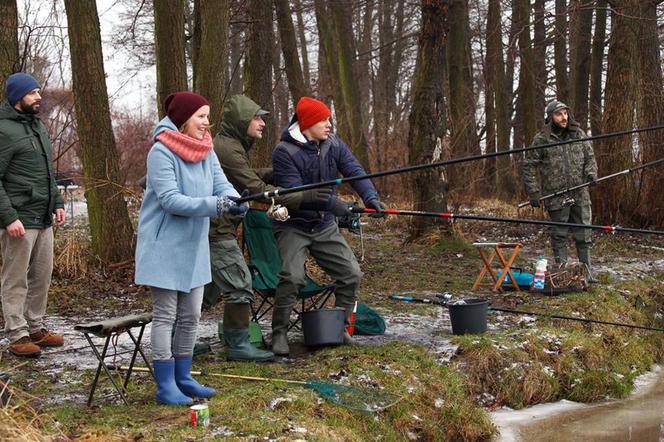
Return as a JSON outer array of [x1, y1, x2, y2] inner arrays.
[[302, 187, 333, 205], [217, 192, 249, 217], [365, 198, 387, 218], [328, 197, 351, 217], [587, 176, 598, 187], [228, 189, 250, 216], [529, 199, 540, 208]]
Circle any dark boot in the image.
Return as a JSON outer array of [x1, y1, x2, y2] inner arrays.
[[174, 357, 216, 399], [551, 243, 568, 265], [223, 303, 274, 362], [577, 244, 598, 283], [153, 359, 192, 405], [271, 307, 291, 356]]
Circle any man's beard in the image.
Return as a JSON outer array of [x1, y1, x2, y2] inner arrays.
[[18, 99, 40, 114]]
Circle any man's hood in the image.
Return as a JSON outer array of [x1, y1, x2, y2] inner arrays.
[[151, 116, 178, 141], [219, 95, 263, 151], [279, 113, 312, 147], [0, 100, 36, 123]]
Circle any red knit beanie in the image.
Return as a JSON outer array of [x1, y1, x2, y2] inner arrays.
[[296, 97, 331, 131], [164, 92, 210, 129]]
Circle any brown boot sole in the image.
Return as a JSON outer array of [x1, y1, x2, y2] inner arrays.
[[32, 341, 64, 347], [9, 348, 41, 358]]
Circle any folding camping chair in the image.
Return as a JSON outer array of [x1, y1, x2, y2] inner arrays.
[[242, 209, 336, 331], [74, 313, 153, 406]]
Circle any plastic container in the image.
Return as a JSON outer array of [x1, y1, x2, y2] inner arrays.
[[531, 256, 548, 290], [302, 307, 345, 346], [447, 298, 488, 335]]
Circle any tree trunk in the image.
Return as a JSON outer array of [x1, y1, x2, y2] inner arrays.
[[154, 0, 187, 118], [0, 0, 19, 102], [228, 10, 244, 96], [293, 0, 311, 89], [592, 1, 638, 224], [244, 0, 275, 168], [357, 0, 375, 125], [533, 0, 546, 125], [513, 0, 536, 149], [486, 0, 514, 197], [329, 0, 371, 168], [408, 0, 449, 239], [554, 0, 569, 101], [274, 0, 309, 105], [634, 0, 664, 228], [569, 0, 593, 130], [64, 0, 134, 263], [589, 0, 607, 135], [446, 0, 478, 199], [192, 0, 229, 129], [314, 0, 348, 140]]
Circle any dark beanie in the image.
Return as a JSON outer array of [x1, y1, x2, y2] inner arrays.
[[164, 92, 210, 129], [5, 73, 41, 106], [296, 97, 331, 131]]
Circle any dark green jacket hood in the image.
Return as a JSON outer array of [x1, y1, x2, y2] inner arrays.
[[218, 95, 262, 151]]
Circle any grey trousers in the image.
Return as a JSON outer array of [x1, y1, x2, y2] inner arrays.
[[151, 286, 204, 360], [202, 239, 253, 309], [1, 228, 53, 342], [273, 223, 362, 322], [548, 204, 592, 263]]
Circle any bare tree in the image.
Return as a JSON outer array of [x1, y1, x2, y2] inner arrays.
[[154, 0, 187, 117], [244, 0, 275, 167], [569, 0, 593, 129], [274, 0, 309, 104], [64, 0, 134, 263], [192, 0, 229, 129], [0, 0, 19, 102], [589, 0, 607, 135], [554, 0, 569, 100], [408, 0, 449, 239]]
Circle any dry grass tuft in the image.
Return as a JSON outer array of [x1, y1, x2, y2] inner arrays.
[[53, 228, 93, 280]]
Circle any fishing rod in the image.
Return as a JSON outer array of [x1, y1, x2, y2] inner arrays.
[[388, 295, 664, 333], [352, 207, 664, 236], [518, 157, 664, 208], [236, 124, 664, 204]]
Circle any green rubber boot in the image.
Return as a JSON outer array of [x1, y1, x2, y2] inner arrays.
[[223, 303, 274, 362], [271, 307, 291, 356]]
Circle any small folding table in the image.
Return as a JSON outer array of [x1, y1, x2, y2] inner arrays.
[[471, 242, 523, 292]]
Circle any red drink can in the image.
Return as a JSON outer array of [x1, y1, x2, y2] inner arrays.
[[189, 404, 209, 427]]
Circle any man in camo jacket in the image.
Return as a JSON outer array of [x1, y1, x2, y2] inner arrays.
[[523, 100, 598, 279]]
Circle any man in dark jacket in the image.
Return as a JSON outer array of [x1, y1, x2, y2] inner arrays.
[[203, 95, 332, 361], [270, 97, 385, 356], [523, 100, 598, 278], [0, 73, 66, 358]]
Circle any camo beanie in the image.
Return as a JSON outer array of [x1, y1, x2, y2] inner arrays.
[[545, 100, 569, 123]]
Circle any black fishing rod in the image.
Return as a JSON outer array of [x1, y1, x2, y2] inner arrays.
[[352, 207, 664, 236], [388, 295, 664, 333], [518, 157, 664, 208], [236, 124, 664, 203]]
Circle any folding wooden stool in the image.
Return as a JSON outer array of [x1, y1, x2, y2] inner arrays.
[[471, 242, 523, 292], [74, 313, 153, 406]]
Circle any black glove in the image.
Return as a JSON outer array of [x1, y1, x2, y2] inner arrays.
[[228, 190, 250, 216], [529, 199, 540, 208], [588, 176, 598, 187], [365, 198, 387, 218], [301, 187, 333, 206], [328, 197, 351, 217]]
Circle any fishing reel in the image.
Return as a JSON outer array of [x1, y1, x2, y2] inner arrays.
[[337, 201, 362, 234], [267, 198, 289, 222]]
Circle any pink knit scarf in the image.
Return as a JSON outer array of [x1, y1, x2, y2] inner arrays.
[[156, 130, 213, 162]]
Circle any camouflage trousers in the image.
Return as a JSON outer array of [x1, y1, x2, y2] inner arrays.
[[202, 239, 254, 309], [547, 204, 592, 265]]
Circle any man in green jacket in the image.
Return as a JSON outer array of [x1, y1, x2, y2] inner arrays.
[[523, 100, 598, 279], [0, 73, 66, 358], [203, 95, 331, 361]]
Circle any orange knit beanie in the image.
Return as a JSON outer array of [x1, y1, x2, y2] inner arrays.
[[296, 97, 331, 131]]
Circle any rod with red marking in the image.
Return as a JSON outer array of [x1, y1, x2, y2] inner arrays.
[[352, 207, 664, 236]]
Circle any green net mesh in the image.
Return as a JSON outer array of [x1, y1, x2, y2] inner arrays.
[[304, 381, 402, 412]]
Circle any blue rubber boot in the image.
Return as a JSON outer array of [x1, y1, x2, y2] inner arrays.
[[174, 357, 216, 398], [153, 359, 192, 405]]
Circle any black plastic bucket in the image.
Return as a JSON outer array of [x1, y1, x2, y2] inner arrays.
[[447, 298, 488, 335], [0, 373, 9, 407], [302, 308, 345, 346]]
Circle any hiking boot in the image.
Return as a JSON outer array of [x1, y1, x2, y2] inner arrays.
[[29, 329, 64, 347], [9, 336, 41, 358]]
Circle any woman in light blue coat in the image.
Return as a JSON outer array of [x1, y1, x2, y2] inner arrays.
[[135, 92, 248, 405]]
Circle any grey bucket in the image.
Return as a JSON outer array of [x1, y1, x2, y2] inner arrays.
[[447, 298, 488, 335], [0, 373, 9, 407], [302, 307, 345, 346]]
